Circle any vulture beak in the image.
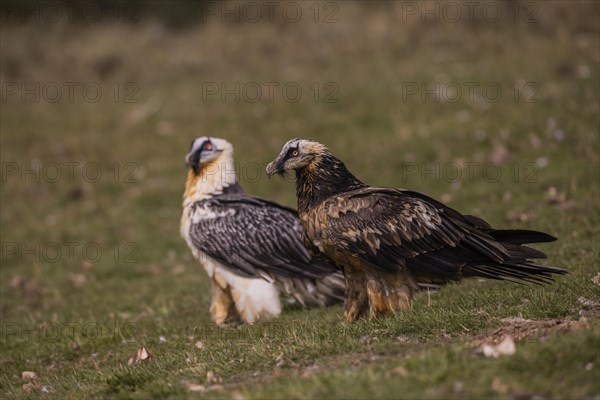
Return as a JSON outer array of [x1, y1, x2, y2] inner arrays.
[[185, 151, 196, 168], [266, 157, 284, 178], [186, 137, 221, 172], [265, 160, 278, 178], [185, 147, 201, 170]]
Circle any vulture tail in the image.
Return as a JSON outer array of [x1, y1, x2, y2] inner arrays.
[[487, 229, 557, 245], [464, 229, 567, 283]]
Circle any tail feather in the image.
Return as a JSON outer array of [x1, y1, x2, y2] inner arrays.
[[460, 227, 567, 283], [465, 259, 567, 284], [504, 243, 548, 260], [488, 229, 557, 245]]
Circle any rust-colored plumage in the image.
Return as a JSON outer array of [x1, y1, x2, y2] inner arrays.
[[267, 139, 567, 322]]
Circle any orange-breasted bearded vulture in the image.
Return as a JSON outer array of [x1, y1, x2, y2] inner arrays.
[[266, 138, 567, 322], [181, 137, 344, 327]]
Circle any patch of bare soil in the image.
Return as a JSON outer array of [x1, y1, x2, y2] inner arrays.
[[577, 296, 600, 319], [471, 317, 590, 347], [472, 294, 600, 347]]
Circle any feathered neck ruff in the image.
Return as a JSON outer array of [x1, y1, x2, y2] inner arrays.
[[183, 151, 242, 207], [295, 152, 366, 213]]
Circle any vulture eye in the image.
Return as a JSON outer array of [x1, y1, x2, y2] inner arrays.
[[291, 150, 299, 157], [203, 142, 213, 151]]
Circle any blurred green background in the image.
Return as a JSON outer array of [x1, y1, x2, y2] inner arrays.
[[1, 1, 599, 398]]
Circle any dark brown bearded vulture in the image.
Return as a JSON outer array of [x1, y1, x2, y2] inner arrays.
[[181, 137, 344, 327], [266, 138, 567, 322]]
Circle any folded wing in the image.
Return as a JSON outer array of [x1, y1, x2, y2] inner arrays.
[[188, 193, 338, 280], [319, 187, 566, 284]]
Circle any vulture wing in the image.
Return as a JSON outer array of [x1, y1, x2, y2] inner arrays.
[[317, 187, 565, 283], [188, 193, 337, 280]]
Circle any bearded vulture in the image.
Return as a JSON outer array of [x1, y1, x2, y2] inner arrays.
[[181, 137, 344, 327], [266, 138, 567, 322]]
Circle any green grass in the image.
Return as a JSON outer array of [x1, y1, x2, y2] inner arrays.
[[233, 324, 600, 399], [1, 1, 599, 398]]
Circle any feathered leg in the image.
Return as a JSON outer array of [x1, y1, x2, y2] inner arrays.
[[366, 268, 414, 319], [229, 276, 282, 324], [343, 263, 370, 322], [209, 272, 239, 327], [205, 263, 282, 326]]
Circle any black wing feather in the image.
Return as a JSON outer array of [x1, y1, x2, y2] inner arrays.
[[325, 187, 566, 283], [188, 193, 336, 279]]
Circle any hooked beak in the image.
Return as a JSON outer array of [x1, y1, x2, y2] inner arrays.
[[266, 158, 283, 178], [185, 151, 196, 168], [185, 138, 221, 172], [185, 149, 199, 170]]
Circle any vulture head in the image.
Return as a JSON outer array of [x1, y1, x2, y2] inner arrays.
[[266, 138, 328, 177], [186, 136, 232, 175]]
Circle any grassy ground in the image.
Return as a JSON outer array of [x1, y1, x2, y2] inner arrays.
[[1, 1, 599, 398]]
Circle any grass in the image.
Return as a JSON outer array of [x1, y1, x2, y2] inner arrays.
[[1, 1, 599, 398]]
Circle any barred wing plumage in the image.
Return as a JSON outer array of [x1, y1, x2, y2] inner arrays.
[[313, 187, 564, 284], [188, 193, 339, 280]]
